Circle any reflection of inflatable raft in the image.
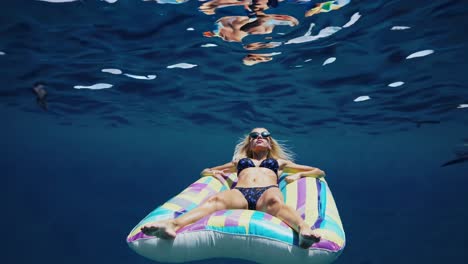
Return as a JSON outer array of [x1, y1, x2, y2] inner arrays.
[[127, 173, 346, 263]]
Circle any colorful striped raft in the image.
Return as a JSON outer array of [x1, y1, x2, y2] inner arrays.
[[127, 173, 345, 263]]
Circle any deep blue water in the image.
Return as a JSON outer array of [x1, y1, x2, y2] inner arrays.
[[2, 0, 468, 263]]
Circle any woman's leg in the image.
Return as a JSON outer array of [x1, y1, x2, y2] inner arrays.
[[141, 189, 248, 239], [256, 187, 320, 248]]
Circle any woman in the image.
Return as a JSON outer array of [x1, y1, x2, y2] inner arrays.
[[203, 14, 298, 43], [141, 128, 326, 249]]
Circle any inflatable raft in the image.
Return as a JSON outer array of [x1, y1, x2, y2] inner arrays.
[[127, 173, 345, 263]]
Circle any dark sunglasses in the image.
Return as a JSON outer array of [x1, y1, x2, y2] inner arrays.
[[249, 131, 271, 139]]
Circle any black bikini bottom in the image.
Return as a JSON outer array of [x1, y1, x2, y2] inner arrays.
[[234, 185, 279, 210]]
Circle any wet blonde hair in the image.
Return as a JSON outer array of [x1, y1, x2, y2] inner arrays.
[[232, 128, 295, 162]]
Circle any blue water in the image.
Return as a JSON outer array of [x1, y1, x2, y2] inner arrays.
[[2, 0, 468, 263]]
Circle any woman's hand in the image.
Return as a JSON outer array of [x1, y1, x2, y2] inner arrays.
[[211, 169, 230, 178], [201, 168, 231, 179], [210, 169, 231, 183], [285, 173, 301, 183]]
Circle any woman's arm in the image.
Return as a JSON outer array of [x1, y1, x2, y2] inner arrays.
[[200, 161, 237, 177], [281, 160, 325, 182]]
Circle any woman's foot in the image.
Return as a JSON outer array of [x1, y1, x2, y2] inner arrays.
[[140, 220, 177, 239], [298, 226, 321, 249]]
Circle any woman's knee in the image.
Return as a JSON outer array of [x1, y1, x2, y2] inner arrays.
[[205, 194, 227, 210]]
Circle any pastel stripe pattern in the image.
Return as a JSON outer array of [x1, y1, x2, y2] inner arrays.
[[127, 173, 346, 262], [305, 0, 351, 17]]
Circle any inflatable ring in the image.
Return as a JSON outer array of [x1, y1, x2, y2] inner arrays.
[[127, 173, 345, 263]]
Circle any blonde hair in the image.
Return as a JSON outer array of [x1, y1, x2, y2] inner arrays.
[[232, 128, 295, 162]]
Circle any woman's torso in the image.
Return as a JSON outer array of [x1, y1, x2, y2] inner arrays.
[[233, 158, 285, 188]]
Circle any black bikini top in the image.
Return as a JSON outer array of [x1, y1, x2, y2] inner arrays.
[[237, 158, 279, 175]]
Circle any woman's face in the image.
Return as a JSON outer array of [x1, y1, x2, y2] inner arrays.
[[249, 128, 271, 151]]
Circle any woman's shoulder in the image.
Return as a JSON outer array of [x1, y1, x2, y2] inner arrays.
[[277, 158, 293, 167], [233, 157, 249, 163]]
